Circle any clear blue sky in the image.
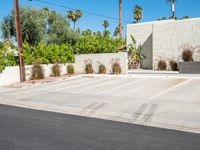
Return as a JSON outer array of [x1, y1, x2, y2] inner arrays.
[[0, 0, 200, 40]]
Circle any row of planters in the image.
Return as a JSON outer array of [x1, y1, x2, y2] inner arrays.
[[157, 44, 200, 73], [30, 62, 122, 80], [31, 63, 75, 80], [85, 62, 122, 74]]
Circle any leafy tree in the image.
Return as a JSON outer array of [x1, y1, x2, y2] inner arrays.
[[133, 5, 143, 23], [1, 7, 79, 45], [75, 30, 125, 54], [67, 10, 83, 30], [102, 20, 109, 30]]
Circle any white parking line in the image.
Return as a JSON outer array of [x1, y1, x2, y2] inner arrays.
[[150, 79, 192, 100], [97, 78, 147, 95]]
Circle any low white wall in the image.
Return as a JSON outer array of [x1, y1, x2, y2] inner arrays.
[[0, 64, 73, 86], [75, 52, 128, 74]]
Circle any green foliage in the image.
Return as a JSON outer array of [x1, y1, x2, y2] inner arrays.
[[0, 47, 4, 72], [158, 60, 167, 70], [128, 35, 144, 63], [51, 63, 61, 77], [112, 63, 121, 74], [75, 31, 125, 54], [85, 64, 93, 74], [31, 62, 44, 80], [1, 7, 79, 45], [0, 42, 18, 72], [99, 64, 106, 74], [67, 64, 75, 75], [24, 42, 75, 65]]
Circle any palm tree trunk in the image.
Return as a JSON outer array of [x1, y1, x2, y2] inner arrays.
[[119, 0, 123, 38], [73, 21, 76, 30]]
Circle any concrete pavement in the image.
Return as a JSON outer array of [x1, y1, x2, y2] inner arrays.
[[0, 76, 200, 133]]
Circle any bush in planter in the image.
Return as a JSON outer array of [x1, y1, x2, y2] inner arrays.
[[67, 64, 74, 75], [112, 63, 121, 74], [169, 60, 178, 71], [85, 64, 93, 74], [51, 63, 61, 77], [157, 60, 166, 70], [31, 62, 44, 80], [99, 64, 106, 74], [182, 49, 193, 62]]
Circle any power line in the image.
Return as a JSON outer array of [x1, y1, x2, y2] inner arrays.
[[28, 0, 129, 23]]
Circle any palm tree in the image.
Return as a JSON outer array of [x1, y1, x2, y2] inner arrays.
[[166, 0, 178, 19], [119, 0, 123, 38], [102, 20, 109, 30], [67, 10, 83, 30], [133, 5, 143, 23], [113, 26, 120, 37], [75, 10, 83, 29]]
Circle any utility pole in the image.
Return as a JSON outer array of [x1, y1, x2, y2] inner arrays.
[[119, 0, 123, 38], [14, 0, 26, 82], [171, 0, 175, 18]]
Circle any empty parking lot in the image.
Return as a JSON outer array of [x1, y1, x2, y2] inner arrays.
[[0, 76, 200, 133]]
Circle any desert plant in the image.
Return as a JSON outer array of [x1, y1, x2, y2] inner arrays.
[[31, 62, 44, 80], [85, 63, 93, 74], [182, 49, 193, 62], [51, 63, 61, 77], [157, 60, 167, 70], [99, 64, 106, 74], [112, 63, 121, 74], [67, 64, 74, 75], [169, 60, 178, 71]]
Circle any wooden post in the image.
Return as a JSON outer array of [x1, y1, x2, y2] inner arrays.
[[14, 0, 26, 82]]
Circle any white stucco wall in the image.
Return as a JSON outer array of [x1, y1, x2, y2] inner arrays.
[[127, 18, 200, 70], [153, 18, 200, 69], [75, 52, 128, 74], [0, 64, 73, 86]]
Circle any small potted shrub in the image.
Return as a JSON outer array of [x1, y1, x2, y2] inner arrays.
[[85, 63, 93, 74], [169, 60, 178, 71], [112, 63, 121, 74], [51, 63, 61, 77], [67, 64, 74, 75], [99, 64, 106, 74], [157, 60, 166, 71], [179, 44, 200, 74], [31, 62, 44, 80]]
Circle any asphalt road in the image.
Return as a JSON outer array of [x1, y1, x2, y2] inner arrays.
[[0, 105, 200, 150]]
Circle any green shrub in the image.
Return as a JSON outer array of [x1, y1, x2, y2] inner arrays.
[[67, 64, 74, 75], [182, 49, 193, 62], [157, 60, 167, 70], [99, 64, 106, 74], [51, 63, 61, 77], [85, 64, 93, 74], [31, 62, 44, 80], [112, 63, 121, 74], [169, 60, 178, 71]]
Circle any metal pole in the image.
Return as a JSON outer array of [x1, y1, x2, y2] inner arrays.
[[172, 0, 175, 18], [14, 0, 26, 82], [119, 0, 123, 38]]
